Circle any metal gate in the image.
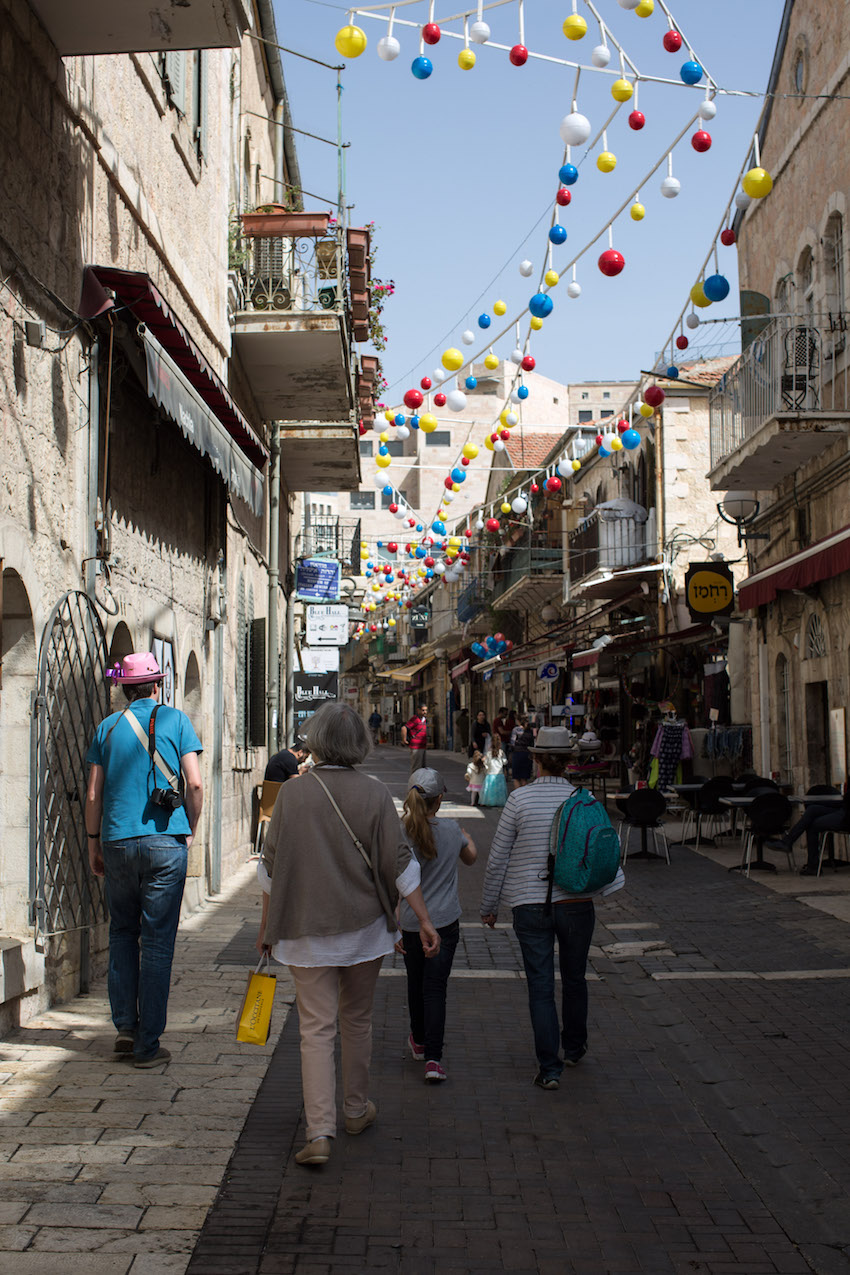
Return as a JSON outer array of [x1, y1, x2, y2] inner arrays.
[[32, 591, 110, 986]]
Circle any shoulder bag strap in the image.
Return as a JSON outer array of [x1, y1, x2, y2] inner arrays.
[[310, 771, 397, 931], [124, 709, 181, 793]]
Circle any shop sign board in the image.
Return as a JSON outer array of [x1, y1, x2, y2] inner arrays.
[[301, 646, 340, 673], [293, 671, 338, 728], [685, 562, 735, 622], [410, 607, 430, 628], [296, 558, 340, 601], [306, 603, 348, 645], [537, 661, 559, 681]]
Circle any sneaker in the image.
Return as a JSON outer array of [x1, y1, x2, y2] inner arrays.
[[533, 1072, 560, 1090], [113, 1032, 135, 1055], [424, 1060, 447, 1083], [766, 837, 792, 852], [133, 1047, 171, 1069], [295, 1137, 331, 1166], [408, 1033, 424, 1061], [344, 1100, 377, 1135], [563, 1045, 587, 1067]]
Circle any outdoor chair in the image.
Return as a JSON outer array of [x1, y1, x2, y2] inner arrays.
[[620, 789, 670, 865], [677, 774, 712, 842], [252, 780, 283, 857], [780, 325, 820, 410], [693, 777, 735, 852], [740, 793, 793, 876]]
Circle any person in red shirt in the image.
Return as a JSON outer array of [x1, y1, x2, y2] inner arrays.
[[401, 704, 428, 772]]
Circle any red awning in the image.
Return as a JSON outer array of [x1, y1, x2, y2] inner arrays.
[[450, 659, 470, 680], [572, 649, 599, 670], [737, 525, 850, 610], [79, 266, 268, 469]]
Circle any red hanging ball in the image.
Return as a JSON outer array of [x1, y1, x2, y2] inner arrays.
[[420, 376, 432, 390], [509, 44, 528, 66], [461, 457, 470, 466], [530, 482, 539, 494], [691, 130, 712, 153], [616, 418, 629, 434], [358, 422, 367, 436], [628, 110, 646, 131], [464, 527, 472, 537], [720, 227, 736, 246], [486, 517, 501, 532], [556, 188, 571, 207], [500, 429, 510, 441], [389, 502, 399, 513], [422, 22, 441, 44], [662, 29, 683, 53], [403, 388, 424, 410], [676, 335, 689, 351], [434, 392, 447, 407], [490, 432, 500, 443], [444, 477, 454, 489], [521, 355, 536, 371], [598, 249, 625, 277], [387, 542, 398, 552], [424, 556, 435, 568], [644, 384, 665, 407], [546, 476, 562, 493], [595, 434, 603, 446]]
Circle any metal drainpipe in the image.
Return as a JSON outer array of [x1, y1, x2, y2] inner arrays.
[[210, 550, 225, 896], [654, 408, 668, 693], [274, 101, 284, 200], [267, 423, 280, 753], [86, 338, 100, 596], [286, 580, 296, 745]]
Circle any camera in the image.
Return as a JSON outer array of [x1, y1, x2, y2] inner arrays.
[[150, 786, 184, 812]]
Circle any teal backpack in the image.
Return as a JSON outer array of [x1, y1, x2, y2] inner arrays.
[[546, 787, 621, 902]]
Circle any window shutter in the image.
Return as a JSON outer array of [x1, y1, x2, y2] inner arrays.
[[164, 51, 186, 113], [235, 576, 246, 748], [248, 617, 266, 747], [196, 51, 208, 162]]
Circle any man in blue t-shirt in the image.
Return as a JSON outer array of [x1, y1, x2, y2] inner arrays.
[[85, 651, 203, 1068]]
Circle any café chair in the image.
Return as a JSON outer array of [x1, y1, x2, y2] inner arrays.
[[693, 777, 735, 852], [619, 789, 670, 865], [253, 780, 283, 857], [740, 793, 793, 876]]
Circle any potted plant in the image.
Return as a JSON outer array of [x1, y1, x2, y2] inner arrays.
[[241, 204, 331, 238]]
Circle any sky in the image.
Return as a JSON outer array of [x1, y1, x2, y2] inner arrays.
[[275, 0, 786, 412]]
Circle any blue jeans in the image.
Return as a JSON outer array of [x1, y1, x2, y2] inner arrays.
[[512, 900, 595, 1078], [786, 804, 850, 869], [102, 836, 187, 1060], [402, 919, 460, 1061]]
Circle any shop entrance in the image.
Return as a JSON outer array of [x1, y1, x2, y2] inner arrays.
[[805, 680, 830, 786]]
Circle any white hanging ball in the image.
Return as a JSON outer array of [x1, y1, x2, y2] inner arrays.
[[461, 329, 475, 345], [511, 496, 528, 515], [698, 98, 717, 121], [494, 439, 506, 451], [557, 459, 571, 477], [559, 112, 592, 147], [374, 472, 386, 487], [475, 518, 485, 531], [505, 411, 518, 426], [444, 490, 456, 502], [510, 389, 522, 403], [510, 347, 524, 364], [660, 176, 681, 199], [447, 389, 467, 412], [685, 312, 700, 329], [519, 259, 534, 277], [618, 0, 641, 9], [434, 561, 446, 574], [591, 44, 611, 68], [396, 424, 410, 439], [735, 191, 752, 212], [602, 432, 618, 450], [433, 367, 447, 382], [567, 281, 582, 299], [444, 571, 458, 582], [376, 35, 400, 61], [394, 508, 405, 519], [469, 19, 490, 43]]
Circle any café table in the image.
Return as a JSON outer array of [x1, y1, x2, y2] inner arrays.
[[720, 796, 788, 872]]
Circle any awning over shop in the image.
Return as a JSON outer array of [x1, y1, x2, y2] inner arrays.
[[472, 654, 502, 673], [376, 655, 435, 681], [573, 562, 665, 601], [571, 649, 600, 669], [737, 525, 850, 610], [450, 659, 470, 680]]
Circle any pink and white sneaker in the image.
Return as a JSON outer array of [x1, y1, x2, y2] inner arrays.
[[424, 1060, 447, 1083], [408, 1034, 424, 1061]]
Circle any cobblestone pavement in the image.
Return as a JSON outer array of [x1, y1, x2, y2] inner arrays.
[[2, 748, 850, 1273]]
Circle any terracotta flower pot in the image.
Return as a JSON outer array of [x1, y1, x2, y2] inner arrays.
[[241, 206, 331, 237]]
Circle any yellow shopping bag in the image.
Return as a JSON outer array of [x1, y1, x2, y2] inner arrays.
[[236, 954, 276, 1045]]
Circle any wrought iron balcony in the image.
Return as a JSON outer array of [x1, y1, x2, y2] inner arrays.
[[457, 576, 489, 624], [490, 543, 563, 608], [709, 313, 850, 490], [568, 511, 656, 592], [301, 518, 361, 571]]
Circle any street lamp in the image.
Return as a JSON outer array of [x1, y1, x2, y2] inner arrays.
[[716, 492, 769, 547]]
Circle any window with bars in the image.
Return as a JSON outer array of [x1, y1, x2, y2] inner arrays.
[[776, 653, 792, 775], [805, 612, 828, 659], [823, 212, 846, 319]]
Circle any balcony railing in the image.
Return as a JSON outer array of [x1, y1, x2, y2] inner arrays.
[[491, 545, 562, 602], [457, 576, 488, 624], [710, 313, 850, 470], [568, 512, 655, 583], [302, 517, 361, 570], [236, 231, 348, 318]]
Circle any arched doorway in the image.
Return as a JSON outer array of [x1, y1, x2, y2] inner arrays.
[[0, 569, 36, 935], [183, 650, 202, 731]]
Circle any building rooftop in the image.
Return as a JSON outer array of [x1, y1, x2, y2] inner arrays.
[[504, 430, 565, 471], [656, 355, 738, 389]]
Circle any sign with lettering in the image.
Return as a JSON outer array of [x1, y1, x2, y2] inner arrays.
[[296, 558, 341, 602], [410, 607, 430, 629], [293, 671, 338, 728], [685, 563, 735, 621], [306, 604, 349, 646], [301, 646, 340, 673]]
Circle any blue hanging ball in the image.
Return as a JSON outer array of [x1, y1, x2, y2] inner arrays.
[[411, 55, 433, 79], [385, 571, 393, 582], [416, 523, 424, 532], [496, 641, 507, 654], [471, 642, 485, 657], [382, 486, 392, 495], [478, 313, 491, 329], [379, 444, 389, 455], [559, 163, 579, 186], [414, 546, 427, 559], [451, 467, 466, 483], [548, 224, 567, 246], [377, 540, 384, 547], [410, 416, 420, 429], [425, 569, 434, 578], [703, 273, 731, 302], [666, 366, 680, 379], [599, 446, 612, 458], [529, 292, 554, 319], [621, 428, 641, 450], [680, 60, 703, 85], [394, 413, 405, 426], [517, 385, 529, 400], [432, 519, 446, 535], [465, 376, 477, 390]]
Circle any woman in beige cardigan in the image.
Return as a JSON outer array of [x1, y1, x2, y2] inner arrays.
[[258, 702, 439, 1166]]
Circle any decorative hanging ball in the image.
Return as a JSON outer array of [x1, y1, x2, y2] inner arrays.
[[486, 517, 501, 532], [548, 224, 567, 245], [379, 431, 389, 443], [735, 191, 752, 212], [566, 280, 582, 298], [617, 0, 640, 9], [666, 365, 680, 379], [451, 467, 466, 483], [484, 435, 495, 451], [377, 35, 401, 61], [422, 22, 441, 44], [630, 202, 645, 221], [461, 329, 475, 345], [692, 130, 712, 152], [419, 412, 438, 432], [690, 281, 712, 308], [434, 392, 447, 407], [493, 439, 506, 451], [559, 164, 579, 189], [519, 259, 534, 276], [458, 47, 476, 70], [639, 401, 654, 417], [545, 268, 560, 287], [559, 113, 592, 146], [557, 458, 571, 477], [698, 98, 717, 121], [611, 78, 634, 102], [660, 175, 681, 198], [493, 299, 507, 316], [403, 388, 423, 410], [563, 14, 588, 40], [420, 376, 432, 390], [521, 355, 536, 371], [505, 410, 518, 426], [335, 24, 367, 57], [510, 496, 528, 515], [628, 110, 646, 130], [597, 151, 617, 173], [610, 436, 624, 451], [529, 293, 554, 319], [529, 316, 543, 331], [518, 385, 529, 399], [509, 44, 528, 66], [510, 348, 523, 364], [443, 477, 454, 490], [546, 475, 562, 492], [358, 422, 367, 436], [460, 457, 469, 466], [598, 249, 625, 277], [616, 417, 629, 434], [384, 409, 395, 422], [376, 453, 391, 467], [498, 429, 510, 442], [635, 0, 654, 15], [447, 389, 467, 411], [465, 376, 477, 389], [484, 352, 499, 370], [720, 227, 737, 246], [676, 334, 689, 350], [411, 56, 433, 79], [572, 459, 582, 472], [407, 417, 418, 430], [387, 541, 398, 553], [591, 44, 611, 68], [393, 413, 406, 428], [644, 384, 665, 407], [662, 29, 682, 52], [441, 347, 463, 371], [602, 432, 618, 451], [530, 482, 539, 494], [462, 442, 479, 459], [478, 312, 492, 328], [556, 188, 571, 207], [500, 501, 512, 514], [470, 19, 490, 43], [742, 167, 773, 198], [703, 273, 731, 303], [680, 60, 703, 85], [622, 429, 642, 450]]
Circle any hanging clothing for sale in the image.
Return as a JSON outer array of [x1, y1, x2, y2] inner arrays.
[[650, 720, 694, 789]]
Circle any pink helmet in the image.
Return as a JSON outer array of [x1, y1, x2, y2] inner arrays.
[[106, 652, 164, 684]]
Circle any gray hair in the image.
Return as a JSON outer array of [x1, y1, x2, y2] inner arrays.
[[301, 702, 371, 766]]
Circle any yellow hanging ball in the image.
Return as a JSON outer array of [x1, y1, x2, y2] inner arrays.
[[388, 617, 396, 626], [449, 536, 461, 547], [690, 282, 712, 309], [597, 151, 617, 173], [485, 435, 495, 451], [371, 582, 380, 592], [484, 353, 499, 370], [452, 483, 461, 492], [501, 501, 512, 514], [562, 13, 587, 40], [530, 316, 544, 331], [376, 453, 392, 467], [419, 413, 438, 433], [742, 167, 773, 199], [458, 47, 476, 70], [572, 459, 582, 472], [630, 202, 646, 221], [500, 409, 511, 426], [379, 431, 389, 443], [611, 78, 634, 102], [334, 24, 367, 58], [640, 402, 654, 418], [462, 443, 479, 460], [611, 437, 624, 451], [544, 269, 559, 287], [635, 0, 654, 16], [441, 347, 464, 372], [384, 410, 394, 423], [493, 299, 507, 316], [361, 540, 368, 547]]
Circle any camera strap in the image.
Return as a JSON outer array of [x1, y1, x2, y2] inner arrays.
[[124, 708, 181, 793]]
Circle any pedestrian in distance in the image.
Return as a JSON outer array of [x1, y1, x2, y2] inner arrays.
[[455, 706, 470, 753], [480, 727, 624, 1090], [480, 739, 509, 807], [509, 716, 535, 789], [265, 738, 310, 783], [396, 768, 477, 1083], [465, 750, 485, 805], [85, 651, 203, 1068], [257, 702, 440, 1167], [401, 703, 428, 772], [368, 708, 383, 746], [469, 709, 491, 758]]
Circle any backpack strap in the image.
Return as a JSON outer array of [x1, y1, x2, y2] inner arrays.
[[124, 707, 182, 793], [545, 788, 589, 912]]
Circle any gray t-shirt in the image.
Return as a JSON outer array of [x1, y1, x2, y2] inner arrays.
[[400, 817, 466, 930]]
